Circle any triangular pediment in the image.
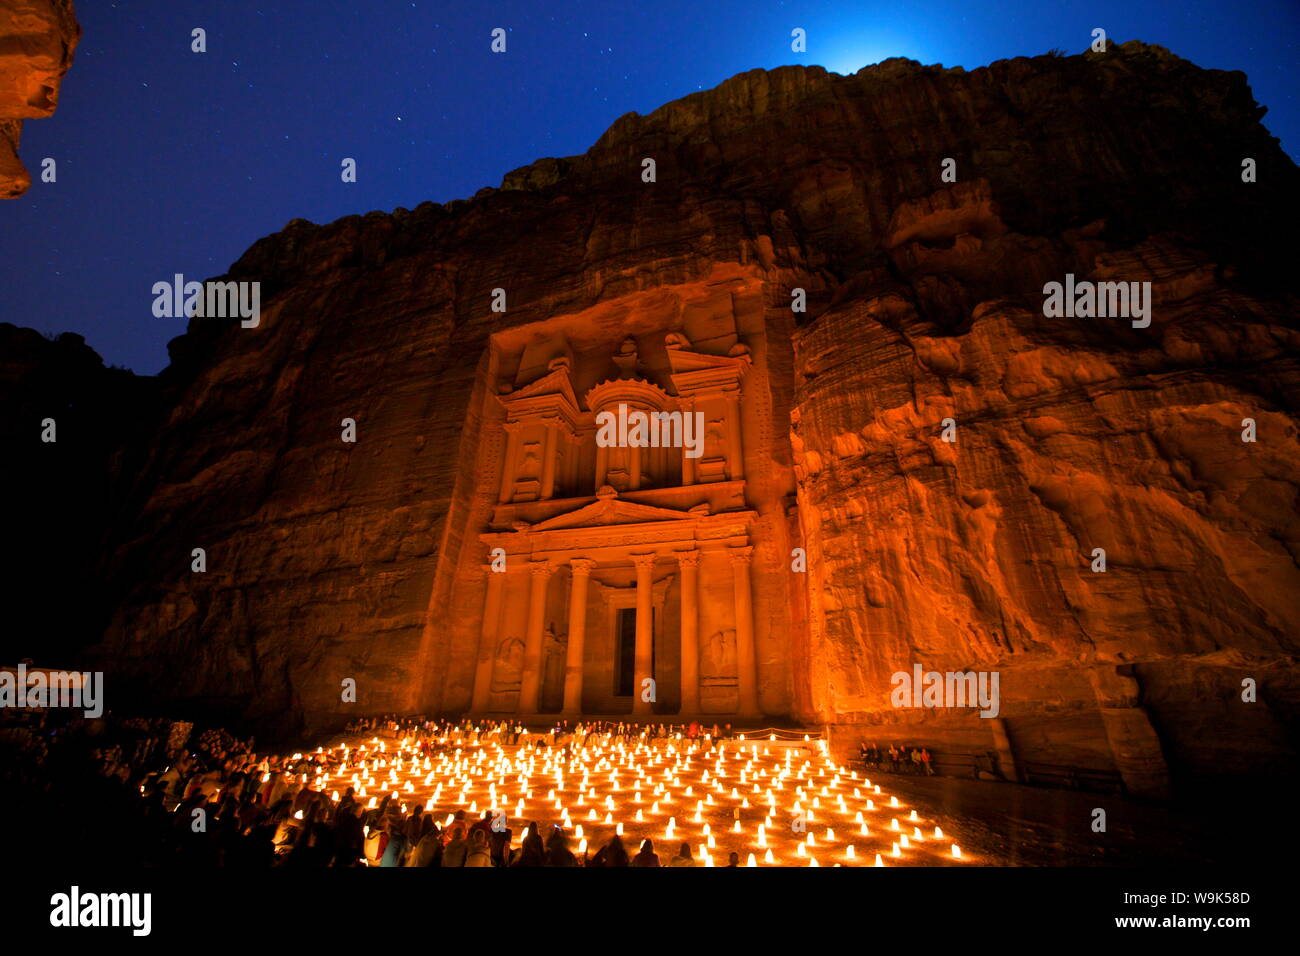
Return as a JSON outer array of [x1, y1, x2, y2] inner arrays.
[[502, 366, 579, 408], [665, 344, 752, 375], [529, 493, 694, 531]]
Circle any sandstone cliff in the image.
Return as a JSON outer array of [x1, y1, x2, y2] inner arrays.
[[0, 0, 79, 197], [62, 43, 1299, 784], [0, 324, 158, 665]]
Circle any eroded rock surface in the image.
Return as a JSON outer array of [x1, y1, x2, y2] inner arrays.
[[39, 44, 1298, 781], [0, 0, 79, 197]]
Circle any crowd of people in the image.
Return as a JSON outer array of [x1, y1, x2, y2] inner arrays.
[[343, 715, 737, 750], [1, 709, 745, 867], [859, 741, 935, 776]]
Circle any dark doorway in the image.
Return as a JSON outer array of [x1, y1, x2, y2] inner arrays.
[[614, 607, 654, 696]]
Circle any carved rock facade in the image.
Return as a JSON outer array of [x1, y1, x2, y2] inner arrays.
[[77, 46, 1298, 791]]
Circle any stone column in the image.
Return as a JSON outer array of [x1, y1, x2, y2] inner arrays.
[[470, 564, 508, 712], [517, 560, 554, 714], [595, 441, 609, 489], [562, 559, 596, 714], [539, 421, 558, 500], [676, 550, 701, 714], [679, 397, 697, 486], [632, 553, 656, 715], [498, 423, 521, 503], [724, 388, 745, 481], [562, 430, 582, 497], [729, 545, 760, 717]]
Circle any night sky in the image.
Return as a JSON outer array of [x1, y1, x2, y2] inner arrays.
[[4, 0, 1297, 374]]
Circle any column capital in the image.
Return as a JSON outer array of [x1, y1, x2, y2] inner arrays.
[[728, 545, 754, 566], [529, 559, 555, 578], [503, 420, 528, 434], [674, 549, 701, 568], [569, 558, 597, 576], [631, 553, 657, 571]]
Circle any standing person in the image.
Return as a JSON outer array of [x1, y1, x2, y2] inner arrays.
[[379, 822, 407, 867], [911, 747, 922, 774], [363, 819, 384, 865], [404, 805, 425, 847], [334, 803, 366, 867], [337, 785, 357, 817], [888, 744, 899, 772], [489, 820, 512, 867], [921, 747, 934, 776]]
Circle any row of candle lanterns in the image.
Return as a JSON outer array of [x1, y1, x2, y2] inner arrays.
[[276, 733, 967, 866]]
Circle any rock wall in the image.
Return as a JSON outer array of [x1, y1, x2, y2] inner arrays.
[[0, 0, 79, 197], [72, 44, 1299, 778], [0, 324, 158, 665]]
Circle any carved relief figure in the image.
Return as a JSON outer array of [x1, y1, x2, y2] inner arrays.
[[518, 440, 542, 479], [705, 417, 725, 449], [701, 628, 737, 679], [491, 637, 524, 692]]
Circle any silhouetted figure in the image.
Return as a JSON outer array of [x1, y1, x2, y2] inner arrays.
[[465, 828, 492, 866], [631, 838, 661, 867], [442, 829, 468, 867], [592, 833, 629, 867], [669, 841, 696, 867], [545, 828, 578, 866], [510, 822, 546, 866]]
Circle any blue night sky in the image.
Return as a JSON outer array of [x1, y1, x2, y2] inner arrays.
[[4, 0, 1297, 374]]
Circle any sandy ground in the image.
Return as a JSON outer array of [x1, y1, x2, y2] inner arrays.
[[860, 769, 1274, 866]]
